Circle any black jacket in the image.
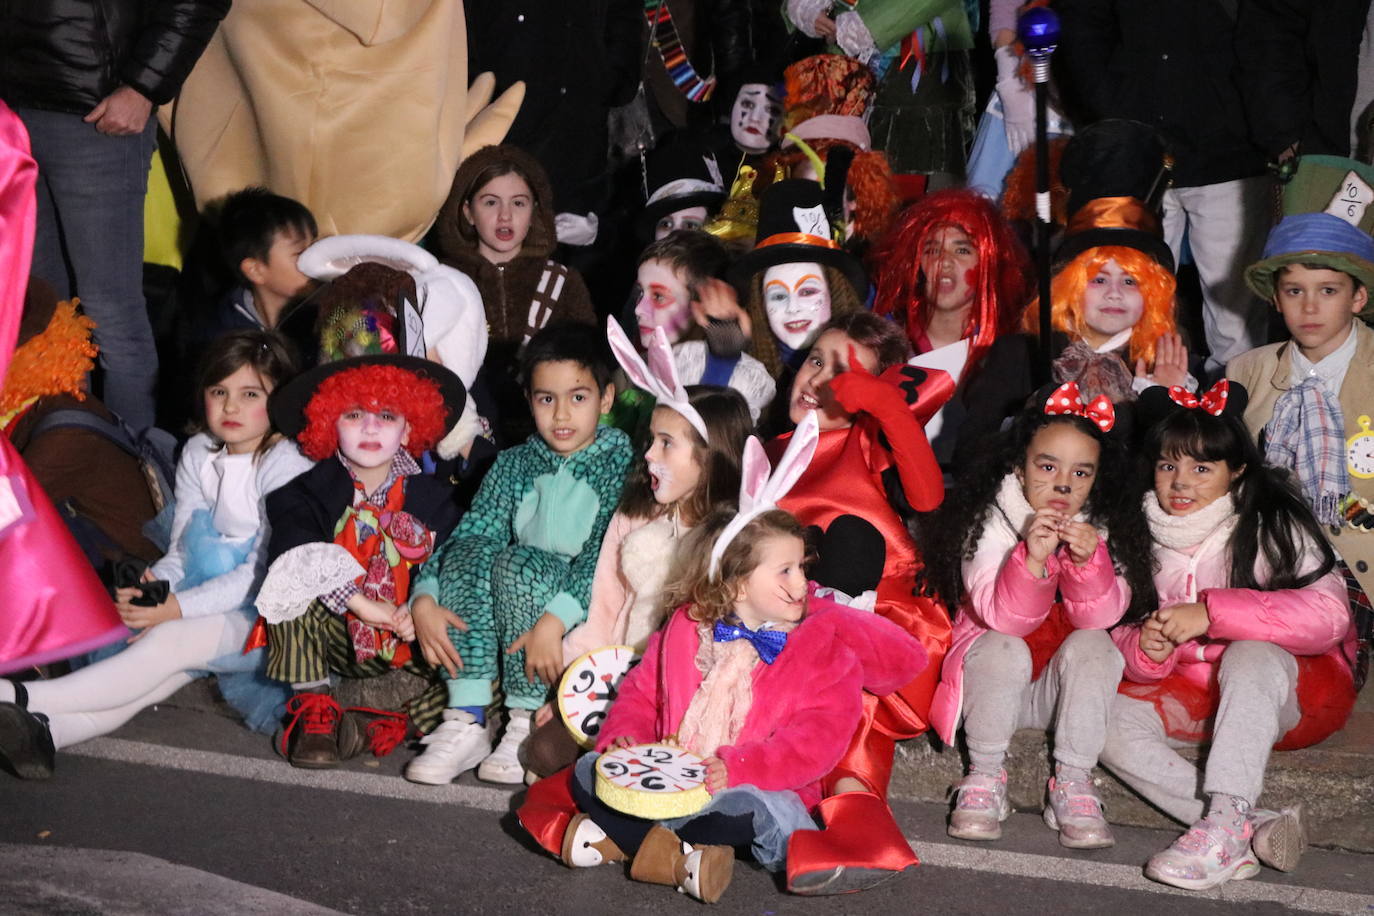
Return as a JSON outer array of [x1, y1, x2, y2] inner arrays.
[[1235, 0, 1374, 157], [266, 460, 462, 567], [1056, 0, 1268, 187], [465, 0, 644, 215], [0, 0, 229, 114]]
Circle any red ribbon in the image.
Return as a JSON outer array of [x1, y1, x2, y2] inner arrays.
[[1043, 381, 1115, 432], [1168, 379, 1230, 416]]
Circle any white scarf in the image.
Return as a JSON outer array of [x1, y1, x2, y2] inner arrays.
[[1142, 491, 1238, 551]]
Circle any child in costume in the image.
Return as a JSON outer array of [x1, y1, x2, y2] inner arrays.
[[210, 186, 318, 336], [435, 145, 596, 444], [405, 324, 633, 786], [1100, 383, 1358, 890], [257, 354, 465, 769], [0, 331, 313, 777], [629, 231, 775, 422], [924, 385, 1156, 847], [870, 188, 1030, 467], [540, 416, 927, 904], [523, 321, 756, 778], [769, 311, 954, 893], [964, 120, 1194, 461], [731, 179, 868, 382], [1227, 155, 1374, 607]]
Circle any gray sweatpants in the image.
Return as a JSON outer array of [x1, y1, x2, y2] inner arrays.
[[961, 628, 1125, 770], [1098, 641, 1301, 824]]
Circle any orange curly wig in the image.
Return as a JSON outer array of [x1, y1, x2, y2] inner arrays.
[[1023, 245, 1178, 366], [1, 298, 97, 417], [298, 365, 448, 461], [871, 189, 1030, 366]]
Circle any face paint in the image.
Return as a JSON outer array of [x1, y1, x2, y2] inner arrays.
[[1081, 258, 1146, 348], [730, 84, 782, 154], [644, 407, 704, 509], [919, 223, 979, 313], [634, 259, 694, 347], [654, 205, 709, 240], [763, 262, 831, 351]]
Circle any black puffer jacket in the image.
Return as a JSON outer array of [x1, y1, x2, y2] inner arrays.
[[0, 0, 229, 114]]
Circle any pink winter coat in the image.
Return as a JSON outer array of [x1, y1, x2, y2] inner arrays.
[[1113, 515, 1356, 688], [596, 587, 927, 810], [929, 508, 1129, 746]]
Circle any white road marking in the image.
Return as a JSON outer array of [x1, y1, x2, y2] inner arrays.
[[67, 737, 1374, 914]]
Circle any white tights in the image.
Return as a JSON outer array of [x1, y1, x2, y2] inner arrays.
[[19, 614, 229, 749]]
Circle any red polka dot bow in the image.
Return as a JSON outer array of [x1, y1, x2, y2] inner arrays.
[[1167, 379, 1230, 416], [1043, 381, 1116, 432]]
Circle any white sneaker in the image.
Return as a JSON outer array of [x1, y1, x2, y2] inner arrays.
[[477, 708, 532, 784], [403, 710, 490, 785]]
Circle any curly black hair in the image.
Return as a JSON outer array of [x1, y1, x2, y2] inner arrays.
[[919, 409, 1158, 623]]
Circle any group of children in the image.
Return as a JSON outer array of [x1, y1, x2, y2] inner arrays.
[[0, 137, 1369, 906]]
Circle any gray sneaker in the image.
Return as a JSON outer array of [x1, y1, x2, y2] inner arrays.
[[948, 770, 1011, 841], [1043, 776, 1115, 849], [1251, 804, 1306, 872]]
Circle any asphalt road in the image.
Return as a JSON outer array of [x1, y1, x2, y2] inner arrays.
[[1, 701, 1371, 915]]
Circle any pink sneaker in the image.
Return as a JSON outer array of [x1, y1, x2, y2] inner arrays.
[[1043, 776, 1115, 849], [1145, 819, 1260, 891], [948, 770, 1011, 841]]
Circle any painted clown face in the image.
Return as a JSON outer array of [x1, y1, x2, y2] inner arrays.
[[634, 259, 694, 348], [731, 84, 782, 155], [763, 262, 831, 351]]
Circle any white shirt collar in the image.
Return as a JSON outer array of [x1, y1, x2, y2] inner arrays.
[[1289, 320, 1359, 391]]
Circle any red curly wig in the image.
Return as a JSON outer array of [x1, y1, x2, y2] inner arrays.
[[871, 189, 1030, 366], [298, 365, 448, 461], [1023, 245, 1178, 366]]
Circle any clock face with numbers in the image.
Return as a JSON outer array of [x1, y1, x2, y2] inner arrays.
[[1348, 415, 1374, 479], [594, 743, 710, 818], [557, 646, 638, 748]]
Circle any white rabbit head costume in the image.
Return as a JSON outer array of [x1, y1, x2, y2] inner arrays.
[[708, 412, 820, 577], [606, 318, 710, 442]]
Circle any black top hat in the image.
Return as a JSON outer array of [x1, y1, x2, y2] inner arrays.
[[269, 355, 466, 439], [728, 179, 867, 296], [636, 138, 728, 240], [1055, 119, 1175, 271]]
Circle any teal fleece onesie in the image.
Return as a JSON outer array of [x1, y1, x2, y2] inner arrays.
[[412, 424, 633, 708]]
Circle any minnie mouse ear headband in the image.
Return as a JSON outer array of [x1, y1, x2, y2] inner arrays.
[[709, 411, 820, 577], [606, 318, 709, 442], [1042, 381, 1116, 432], [1134, 379, 1249, 434]]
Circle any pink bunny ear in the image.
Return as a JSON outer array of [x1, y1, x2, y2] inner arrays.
[[737, 436, 771, 511], [645, 326, 686, 399], [606, 318, 657, 394], [760, 411, 820, 506]]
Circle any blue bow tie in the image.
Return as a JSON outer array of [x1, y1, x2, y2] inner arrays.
[[712, 620, 789, 664]]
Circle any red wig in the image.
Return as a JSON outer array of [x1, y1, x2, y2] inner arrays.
[[871, 189, 1030, 366], [298, 365, 448, 461], [1024, 245, 1178, 366]]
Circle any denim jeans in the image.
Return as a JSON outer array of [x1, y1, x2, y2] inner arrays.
[[574, 752, 819, 872], [18, 107, 159, 431]]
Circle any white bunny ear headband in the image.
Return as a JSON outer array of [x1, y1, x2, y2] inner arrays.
[[606, 318, 710, 441], [708, 411, 820, 577]]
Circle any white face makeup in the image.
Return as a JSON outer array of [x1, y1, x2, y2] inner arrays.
[[1081, 258, 1146, 347], [654, 205, 709, 240], [763, 262, 831, 351], [731, 84, 782, 154]]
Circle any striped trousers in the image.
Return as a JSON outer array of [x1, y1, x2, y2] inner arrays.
[[265, 603, 447, 734]]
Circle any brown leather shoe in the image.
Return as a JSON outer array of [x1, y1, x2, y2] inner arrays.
[[281, 692, 346, 769]]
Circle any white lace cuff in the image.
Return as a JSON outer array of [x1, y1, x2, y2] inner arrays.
[[786, 0, 831, 37], [256, 544, 364, 624], [835, 12, 878, 61]]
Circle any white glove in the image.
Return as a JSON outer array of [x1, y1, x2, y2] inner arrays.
[[786, 0, 832, 37], [994, 45, 1036, 156], [835, 11, 878, 64], [554, 212, 599, 246]]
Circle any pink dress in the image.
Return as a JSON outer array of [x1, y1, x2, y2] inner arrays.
[[0, 102, 125, 674]]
